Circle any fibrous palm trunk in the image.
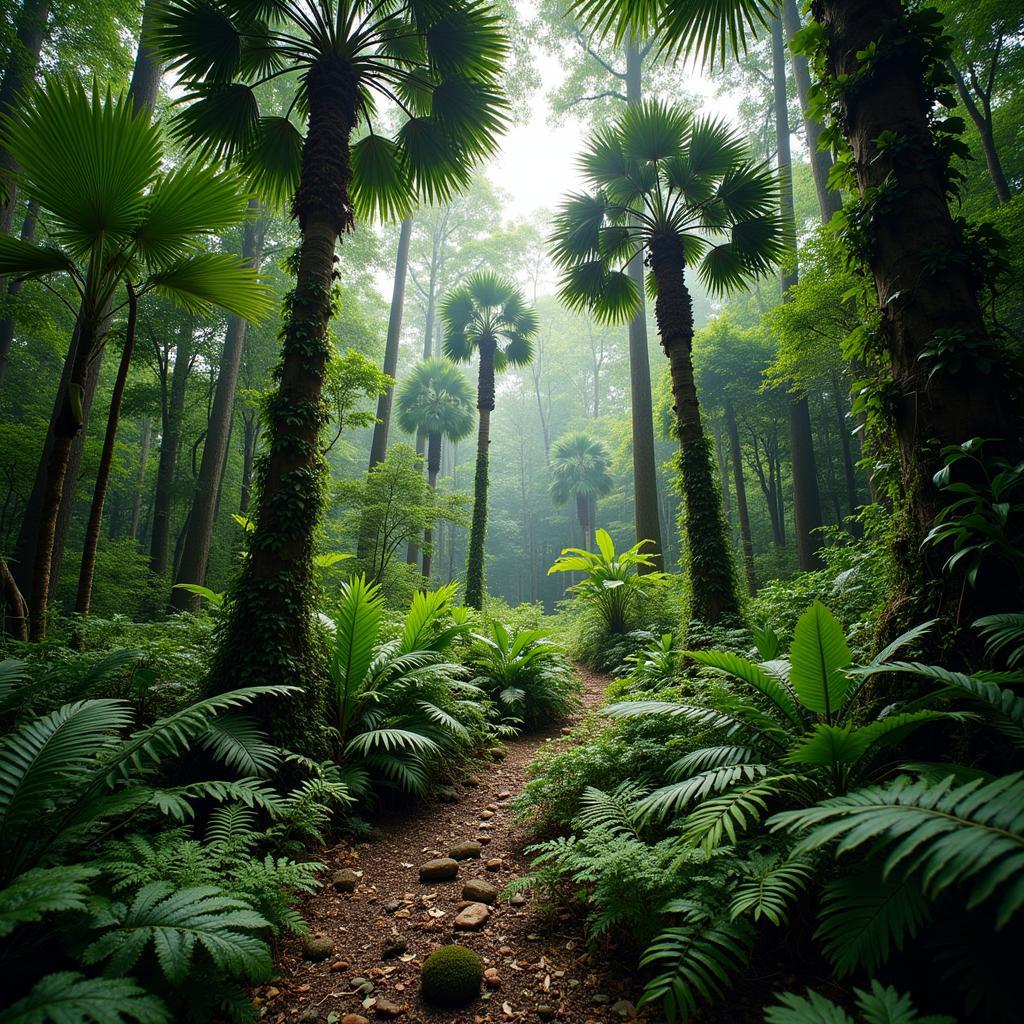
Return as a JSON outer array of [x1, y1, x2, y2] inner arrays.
[[209, 56, 358, 750], [171, 210, 267, 612], [76, 286, 138, 615], [813, 0, 1022, 626], [464, 338, 496, 610], [422, 430, 441, 580], [649, 236, 740, 625]]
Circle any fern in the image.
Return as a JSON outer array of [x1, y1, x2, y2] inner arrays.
[[0, 865, 97, 937], [83, 882, 272, 985], [765, 982, 955, 1024], [975, 613, 1024, 668], [729, 856, 813, 925], [774, 772, 1024, 927], [638, 917, 752, 1022], [679, 776, 794, 853], [0, 972, 170, 1024], [199, 713, 281, 776], [640, 764, 771, 822]]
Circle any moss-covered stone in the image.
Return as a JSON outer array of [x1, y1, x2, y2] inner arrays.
[[420, 945, 483, 1006]]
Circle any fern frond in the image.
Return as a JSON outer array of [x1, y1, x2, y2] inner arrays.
[[199, 714, 280, 777], [773, 773, 1024, 927], [639, 764, 771, 822], [729, 856, 813, 925], [638, 919, 752, 1022], [679, 776, 794, 853], [0, 971, 170, 1024], [668, 745, 762, 777], [578, 783, 649, 838], [0, 865, 98, 937]]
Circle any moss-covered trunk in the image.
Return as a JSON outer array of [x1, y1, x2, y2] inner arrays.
[[209, 56, 358, 749], [422, 430, 442, 580], [649, 235, 740, 626], [464, 338, 496, 610]]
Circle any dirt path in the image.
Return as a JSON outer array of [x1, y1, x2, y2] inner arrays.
[[257, 666, 649, 1024]]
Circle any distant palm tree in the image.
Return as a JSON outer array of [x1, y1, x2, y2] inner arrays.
[[153, 0, 509, 742], [0, 79, 269, 639], [397, 358, 476, 579], [549, 432, 613, 550], [551, 100, 784, 625], [442, 272, 538, 609]]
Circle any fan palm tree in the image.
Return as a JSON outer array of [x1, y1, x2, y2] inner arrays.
[[569, 0, 1024, 629], [551, 100, 784, 625], [0, 78, 270, 640], [152, 0, 508, 739], [397, 358, 476, 579], [442, 272, 538, 609], [549, 432, 613, 550]]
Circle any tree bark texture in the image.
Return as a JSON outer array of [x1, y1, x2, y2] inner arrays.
[[464, 339, 496, 610]]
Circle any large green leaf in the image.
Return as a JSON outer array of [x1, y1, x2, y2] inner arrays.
[[331, 575, 385, 717], [788, 601, 852, 721], [0, 236, 76, 280], [0, 971, 169, 1024], [683, 649, 802, 726], [147, 251, 273, 320]]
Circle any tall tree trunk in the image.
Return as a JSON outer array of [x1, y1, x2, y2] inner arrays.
[[464, 340, 496, 610], [782, 0, 841, 222], [367, 215, 413, 470], [128, 417, 151, 542], [239, 411, 258, 515], [421, 430, 441, 580], [76, 285, 138, 615], [947, 59, 1011, 205], [831, 370, 861, 529], [576, 493, 592, 552], [814, 0, 1023, 627], [716, 430, 732, 517], [724, 400, 757, 595], [649, 236, 740, 625], [624, 38, 664, 571], [773, 14, 824, 572], [1, 556, 28, 641], [406, 429, 426, 565], [171, 210, 267, 612], [209, 57, 358, 749], [149, 324, 193, 576], [0, 200, 39, 388]]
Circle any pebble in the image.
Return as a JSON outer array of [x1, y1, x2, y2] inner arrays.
[[341, 1016, 370, 1024], [487, 803, 498, 811], [462, 878, 498, 904], [477, 835, 492, 844], [480, 810, 494, 820], [591, 994, 610, 1005], [611, 998, 636, 1019], [485, 858, 503, 871], [332, 868, 360, 893], [483, 968, 502, 990], [331, 960, 350, 972], [301, 934, 334, 961], [381, 938, 407, 960], [537, 1005, 556, 1021], [453, 902, 490, 930], [509, 893, 526, 906], [384, 899, 402, 912], [374, 999, 405, 1018], [418, 857, 459, 881], [497, 790, 512, 800]]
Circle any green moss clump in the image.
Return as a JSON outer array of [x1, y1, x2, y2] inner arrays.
[[420, 945, 483, 1006]]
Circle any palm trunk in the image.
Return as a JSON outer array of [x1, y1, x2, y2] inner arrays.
[[781, 0, 841, 222], [149, 323, 193, 576], [464, 339, 496, 610], [171, 210, 267, 612], [649, 236, 740, 625], [814, 0, 1023, 625], [624, 38, 664, 571], [422, 430, 441, 580], [725, 399, 757, 596], [367, 215, 413, 471], [76, 285, 138, 615], [209, 56, 358, 749]]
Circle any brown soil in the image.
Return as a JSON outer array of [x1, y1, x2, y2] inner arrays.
[[257, 665, 655, 1024]]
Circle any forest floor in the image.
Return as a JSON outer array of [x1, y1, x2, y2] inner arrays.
[[257, 665, 655, 1024]]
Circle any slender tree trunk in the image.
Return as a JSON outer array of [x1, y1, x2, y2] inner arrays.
[[576, 493, 592, 552], [406, 430, 426, 566], [209, 57, 358, 749], [947, 59, 1011, 205], [76, 285, 138, 615], [422, 430, 441, 580], [0, 200, 39, 388], [1, 556, 28, 641], [464, 340, 496, 610], [831, 370, 861, 529], [725, 400, 757, 595], [782, 0, 841, 222], [814, 0, 1023, 627], [367, 215, 413, 471], [149, 324, 193, 576], [171, 210, 267, 611], [649, 236, 740, 625], [716, 431, 732, 517], [774, 14, 824, 572], [239, 411, 258, 515], [624, 38, 664, 571], [128, 417, 151, 542]]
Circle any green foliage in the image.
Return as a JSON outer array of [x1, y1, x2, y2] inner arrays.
[[420, 945, 483, 1007], [468, 622, 579, 730], [765, 983, 955, 1024], [549, 528, 666, 635], [397, 359, 476, 443]]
